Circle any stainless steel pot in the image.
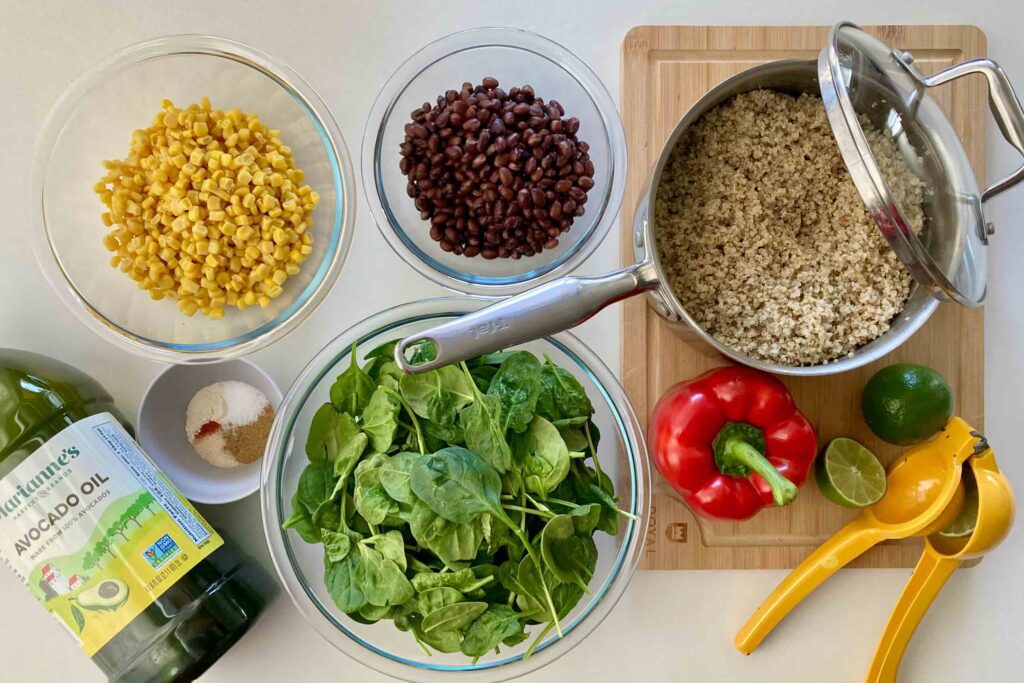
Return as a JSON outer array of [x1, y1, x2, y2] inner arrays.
[[395, 24, 1024, 376]]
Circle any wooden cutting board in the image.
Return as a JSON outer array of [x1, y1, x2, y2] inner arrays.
[[621, 25, 987, 570]]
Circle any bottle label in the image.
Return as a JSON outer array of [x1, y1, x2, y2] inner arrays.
[[0, 413, 224, 656]]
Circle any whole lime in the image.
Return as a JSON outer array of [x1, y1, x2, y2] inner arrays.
[[861, 364, 953, 445]]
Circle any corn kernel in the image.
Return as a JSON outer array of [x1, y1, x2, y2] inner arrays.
[[97, 98, 318, 319]]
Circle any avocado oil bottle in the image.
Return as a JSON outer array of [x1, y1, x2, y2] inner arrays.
[[0, 349, 266, 681]]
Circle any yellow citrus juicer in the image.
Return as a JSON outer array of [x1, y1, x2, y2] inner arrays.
[[867, 438, 1014, 682], [735, 417, 979, 655]]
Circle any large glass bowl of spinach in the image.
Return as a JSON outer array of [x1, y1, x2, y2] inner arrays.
[[261, 297, 649, 681]]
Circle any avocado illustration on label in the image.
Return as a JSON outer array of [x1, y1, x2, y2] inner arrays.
[[77, 579, 129, 612]]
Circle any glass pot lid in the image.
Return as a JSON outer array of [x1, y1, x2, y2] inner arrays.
[[818, 21, 1024, 306]]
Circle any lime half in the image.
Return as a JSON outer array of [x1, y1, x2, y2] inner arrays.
[[938, 468, 979, 538], [816, 438, 887, 508]]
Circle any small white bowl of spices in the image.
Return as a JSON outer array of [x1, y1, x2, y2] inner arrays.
[[138, 358, 282, 504]]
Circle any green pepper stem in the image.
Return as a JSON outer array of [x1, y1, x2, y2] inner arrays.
[[721, 438, 798, 507]]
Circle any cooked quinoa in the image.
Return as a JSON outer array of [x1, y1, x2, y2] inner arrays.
[[653, 90, 925, 366]]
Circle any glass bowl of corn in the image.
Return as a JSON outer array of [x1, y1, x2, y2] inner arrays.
[[31, 35, 355, 363]]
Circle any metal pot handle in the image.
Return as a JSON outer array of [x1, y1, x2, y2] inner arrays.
[[919, 58, 1024, 202], [395, 261, 660, 373]]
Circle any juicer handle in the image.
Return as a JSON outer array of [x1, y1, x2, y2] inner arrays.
[[924, 59, 1024, 202], [394, 262, 660, 374], [867, 547, 960, 683], [734, 518, 888, 655]]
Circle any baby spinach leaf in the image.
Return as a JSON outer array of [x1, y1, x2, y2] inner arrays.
[[357, 603, 391, 623], [514, 416, 570, 498], [540, 515, 592, 591], [471, 351, 516, 367], [362, 386, 401, 453], [321, 529, 354, 563], [513, 555, 552, 620], [330, 344, 376, 417], [312, 497, 341, 532], [307, 404, 359, 464], [550, 581, 585, 621], [558, 466, 620, 536], [409, 500, 485, 567], [353, 453, 401, 526], [305, 404, 335, 462], [364, 530, 408, 572], [355, 543, 414, 607], [422, 601, 488, 633], [411, 447, 504, 524], [366, 357, 404, 392], [282, 493, 320, 543], [566, 503, 602, 534], [400, 365, 475, 427], [377, 451, 421, 504], [557, 424, 588, 452], [327, 413, 368, 480], [364, 338, 398, 361], [460, 394, 512, 473], [417, 586, 464, 615], [470, 364, 499, 392], [324, 553, 365, 613], [486, 351, 542, 433], [411, 568, 493, 594], [423, 418, 464, 447], [412, 616, 462, 653], [551, 416, 590, 427], [497, 560, 543, 620], [536, 359, 593, 422], [297, 461, 335, 514], [363, 340, 398, 379], [408, 340, 438, 365], [468, 563, 509, 605], [460, 605, 525, 658], [401, 372, 455, 425]]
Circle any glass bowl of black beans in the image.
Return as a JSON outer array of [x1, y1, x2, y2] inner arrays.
[[362, 28, 627, 296]]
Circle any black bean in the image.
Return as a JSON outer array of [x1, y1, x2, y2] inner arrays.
[[398, 77, 594, 259]]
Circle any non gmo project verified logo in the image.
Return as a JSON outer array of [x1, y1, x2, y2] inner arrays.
[[142, 534, 179, 569]]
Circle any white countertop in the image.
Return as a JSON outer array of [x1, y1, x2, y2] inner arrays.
[[2, 1, 1023, 681]]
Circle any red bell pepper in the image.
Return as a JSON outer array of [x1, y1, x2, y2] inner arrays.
[[650, 366, 817, 521]]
